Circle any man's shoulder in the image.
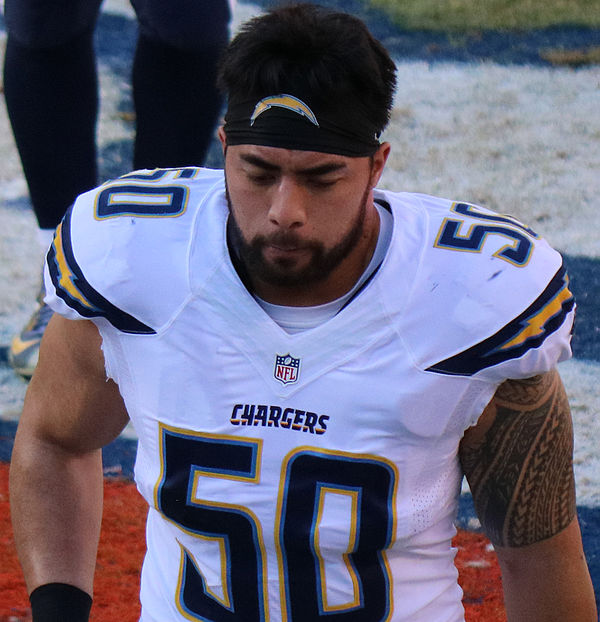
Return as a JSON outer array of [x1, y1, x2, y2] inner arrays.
[[378, 191, 573, 380], [379, 190, 562, 286], [44, 167, 227, 332], [77, 166, 224, 218]]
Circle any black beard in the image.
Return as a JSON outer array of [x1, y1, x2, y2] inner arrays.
[[226, 185, 369, 290]]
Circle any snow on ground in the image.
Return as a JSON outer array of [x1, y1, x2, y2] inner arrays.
[[381, 61, 600, 257], [0, 2, 599, 503]]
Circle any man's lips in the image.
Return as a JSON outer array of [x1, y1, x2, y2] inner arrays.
[[263, 243, 309, 259], [269, 244, 303, 252]]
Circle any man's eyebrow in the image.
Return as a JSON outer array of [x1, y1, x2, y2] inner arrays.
[[240, 154, 281, 171], [299, 162, 347, 176], [239, 153, 347, 176]]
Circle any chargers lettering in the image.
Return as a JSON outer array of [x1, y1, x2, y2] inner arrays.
[[230, 403, 329, 435]]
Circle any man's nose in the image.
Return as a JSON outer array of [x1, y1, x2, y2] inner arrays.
[[267, 178, 307, 229]]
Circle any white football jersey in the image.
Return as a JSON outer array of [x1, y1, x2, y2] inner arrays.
[[45, 167, 574, 622]]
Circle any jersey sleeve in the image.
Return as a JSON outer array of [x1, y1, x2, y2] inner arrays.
[[44, 167, 224, 334], [424, 262, 574, 381], [44, 204, 156, 333], [396, 195, 575, 383]]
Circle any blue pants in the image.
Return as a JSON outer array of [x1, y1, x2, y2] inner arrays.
[[4, 0, 231, 49], [3, 0, 231, 228]]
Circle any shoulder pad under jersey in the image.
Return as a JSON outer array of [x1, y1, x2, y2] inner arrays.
[[385, 193, 575, 380], [44, 167, 226, 333]]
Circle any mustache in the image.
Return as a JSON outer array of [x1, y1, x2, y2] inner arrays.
[[252, 231, 317, 251]]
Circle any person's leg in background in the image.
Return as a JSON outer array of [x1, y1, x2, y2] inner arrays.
[[4, 0, 102, 378], [4, 0, 231, 379], [130, 0, 231, 169]]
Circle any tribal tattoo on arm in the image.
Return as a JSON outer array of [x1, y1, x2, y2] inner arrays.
[[459, 369, 576, 548]]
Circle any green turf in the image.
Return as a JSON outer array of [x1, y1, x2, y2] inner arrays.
[[366, 0, 600, 31]]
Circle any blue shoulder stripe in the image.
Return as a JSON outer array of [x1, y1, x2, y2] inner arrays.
[[47, 206, 156, 335], [426, 264, 574, 376]]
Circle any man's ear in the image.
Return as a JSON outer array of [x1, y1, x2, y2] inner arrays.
[[218, 126, 227, 153], [370, 142, 391, 188]]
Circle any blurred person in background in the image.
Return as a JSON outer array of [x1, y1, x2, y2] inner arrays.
[[4, 0, 231, 378]]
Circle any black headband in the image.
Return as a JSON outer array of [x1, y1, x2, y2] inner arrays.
[[223, 94, 381, 157]]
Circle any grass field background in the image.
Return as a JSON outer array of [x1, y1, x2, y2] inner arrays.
[[369, 0, 600, 31]]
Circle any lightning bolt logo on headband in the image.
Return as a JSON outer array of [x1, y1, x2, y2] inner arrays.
[[250, 94, 319, 127]]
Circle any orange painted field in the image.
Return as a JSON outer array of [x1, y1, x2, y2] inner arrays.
[[0, 463, 505, 621]]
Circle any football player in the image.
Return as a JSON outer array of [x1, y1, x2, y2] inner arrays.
[[10, 4, 596, 621]]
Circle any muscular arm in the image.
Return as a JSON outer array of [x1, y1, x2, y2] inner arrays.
[[9, 315, 129, 597], [460, 370, 596, 621]]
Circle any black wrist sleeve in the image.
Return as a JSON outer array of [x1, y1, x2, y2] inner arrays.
[[29, 583, 92, 622]]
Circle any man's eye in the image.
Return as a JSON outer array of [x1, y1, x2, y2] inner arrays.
[[248, 174, 275, 185], [308, 179, 337, 189]]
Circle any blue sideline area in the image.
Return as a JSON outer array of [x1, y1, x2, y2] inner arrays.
[[1, 417, 599, 608]]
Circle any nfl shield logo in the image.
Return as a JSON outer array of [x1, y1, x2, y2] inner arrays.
[[274, 353, 301, 385]]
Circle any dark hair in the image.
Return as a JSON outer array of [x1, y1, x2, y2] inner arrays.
[[218, 3, 397, 136]]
